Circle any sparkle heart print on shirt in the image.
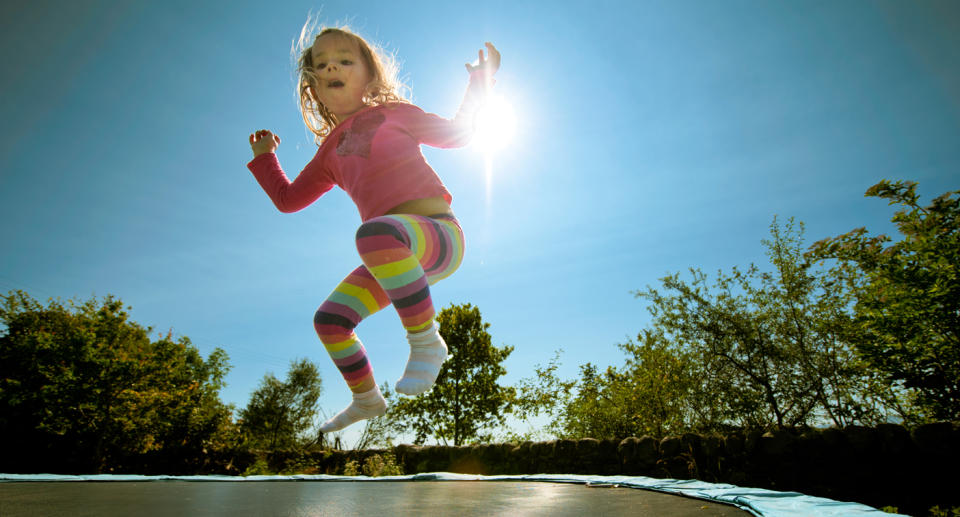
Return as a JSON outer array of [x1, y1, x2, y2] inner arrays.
[[336, 110, 386, 158]]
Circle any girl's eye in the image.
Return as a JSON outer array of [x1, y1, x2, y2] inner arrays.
[[340, 60, 353, 65], [316, 63, 327, 70]]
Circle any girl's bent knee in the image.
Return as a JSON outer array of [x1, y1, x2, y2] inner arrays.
[[315, 304, 354, 333]]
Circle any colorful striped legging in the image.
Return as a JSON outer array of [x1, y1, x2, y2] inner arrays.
[[313, 214, 464, 394]]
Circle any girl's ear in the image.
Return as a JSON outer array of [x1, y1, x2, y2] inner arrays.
[[363, 80, 378, 102]]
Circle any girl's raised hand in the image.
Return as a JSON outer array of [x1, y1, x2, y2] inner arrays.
[[249, 129, 281, 157], [465, 42, 501, 78]]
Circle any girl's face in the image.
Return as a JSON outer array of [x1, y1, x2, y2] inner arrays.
[[310, 34, 373, 121]]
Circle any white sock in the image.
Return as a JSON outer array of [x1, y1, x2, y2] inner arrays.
[[396, 323, 448, 396], [319, 385, 387, 433]]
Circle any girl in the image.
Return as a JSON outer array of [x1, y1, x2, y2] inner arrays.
[[247, 26, 500, 433]]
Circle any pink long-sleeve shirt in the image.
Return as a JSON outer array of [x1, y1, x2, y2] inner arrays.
[[248, 77, 486, 221]]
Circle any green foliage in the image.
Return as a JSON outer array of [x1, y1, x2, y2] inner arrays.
[[239, 358, 323, 449], [808, 180, 960, 422], [510, 351, 576, 440], [520, 217, 902, 439], [242, 458, 272, 476], [361, 452, 403, 476], [559, 330, 718, 439], [340, 453, 402, 476], [342, 459, 360, 476], [515, 332, 723, 440], [0, 290, 234, 473], [507, 182, 957, 438], [635, 217, 898, 430], [389, 303, 514, 445]]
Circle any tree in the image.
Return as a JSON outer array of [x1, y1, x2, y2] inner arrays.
[[389, 303, 514, 445], [239, 358, 323, 449], [511, 216, 905, 440], [606, 330, 720, 437], [134, 332, 236, 473], [0, 290, 234, 473], [808, 180, 960, 421], [512, 335, 710, 441], [509, 350, 576, 441], [523, 334, 744, 440], [635, 217, 896, 430]]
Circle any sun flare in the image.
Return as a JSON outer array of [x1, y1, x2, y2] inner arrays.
[[472, 94, 517, 153]]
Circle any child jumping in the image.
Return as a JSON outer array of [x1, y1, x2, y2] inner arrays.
[[247, 25, 500, 433]]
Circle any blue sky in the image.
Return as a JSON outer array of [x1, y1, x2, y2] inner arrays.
[[2, 0, 958, 446]]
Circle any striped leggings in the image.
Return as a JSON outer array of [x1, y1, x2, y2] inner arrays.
[[313, 214, 464, 393]]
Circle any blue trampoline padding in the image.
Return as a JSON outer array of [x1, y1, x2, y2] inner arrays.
[[0, 472, 903, 517]]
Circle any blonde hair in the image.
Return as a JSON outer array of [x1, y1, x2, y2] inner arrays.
[[293, 23, 409, 144]]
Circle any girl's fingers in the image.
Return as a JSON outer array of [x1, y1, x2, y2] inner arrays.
[[485, 43, 500, 68], [250, 130, 280, 147], [466, 43, 501, 72]]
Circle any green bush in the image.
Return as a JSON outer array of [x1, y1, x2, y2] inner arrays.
[[242, 459, 272, 476], [362, 452, 403, 477], [341, 453, 403, 477], [342, 459, 360, 476]]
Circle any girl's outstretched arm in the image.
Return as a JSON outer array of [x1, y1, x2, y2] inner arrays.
[[246, 129, 334, 213], [406, 42, 503, 148], [249, 129, 281, 157]]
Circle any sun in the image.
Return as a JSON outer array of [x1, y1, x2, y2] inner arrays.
[[472, 94, 517, 153], [469, 93, 517, 207]]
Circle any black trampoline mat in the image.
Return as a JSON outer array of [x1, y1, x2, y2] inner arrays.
[[0, 480, 752, 516]]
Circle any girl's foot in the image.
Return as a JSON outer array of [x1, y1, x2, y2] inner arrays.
[[319, 386, 387, 432], [396, 324, 448, 395]]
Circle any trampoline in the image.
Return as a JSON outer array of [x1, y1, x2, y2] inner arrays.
[[0, 473, 902, 516]]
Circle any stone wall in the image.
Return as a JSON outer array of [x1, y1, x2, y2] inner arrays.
[[265, 422, 958, 516]]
